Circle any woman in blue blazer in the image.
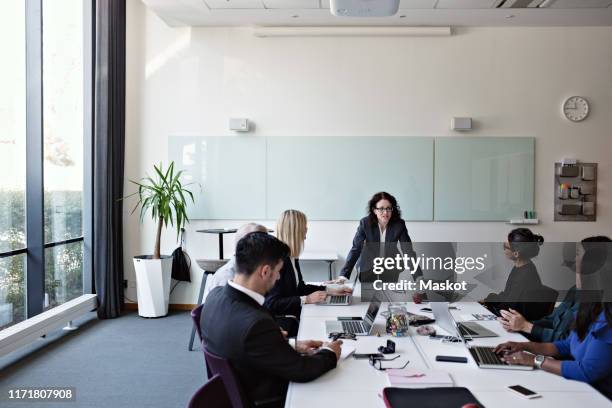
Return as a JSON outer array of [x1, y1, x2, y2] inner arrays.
[[337, 192, 421, 284], [495, 236, 612, 400]]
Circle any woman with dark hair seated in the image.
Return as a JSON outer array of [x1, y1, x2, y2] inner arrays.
[[484, 228, 551, 321], [498, 236, 610, 342], [494, 236, 612, 399]]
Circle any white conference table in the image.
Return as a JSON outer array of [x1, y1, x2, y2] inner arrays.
[[285, 286, 610, 408]]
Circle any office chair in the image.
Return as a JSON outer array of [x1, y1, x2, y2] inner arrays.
[[191, 304, 204, 348], [203, 349, 249, 408], [529, 285, 559, 318], [188, 259, 228, 351], [204, 348, 284, 408], [191, 304, 211, 379], [188, 374, 232, 408]]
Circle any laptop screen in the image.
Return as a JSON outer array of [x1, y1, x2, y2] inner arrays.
[[431, 302, 460, 338], [364, 299, 381, 324]]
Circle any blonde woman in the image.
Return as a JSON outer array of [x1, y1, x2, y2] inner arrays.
[[264, 210, 352, 320]]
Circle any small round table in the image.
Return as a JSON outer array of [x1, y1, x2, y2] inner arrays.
[[196, 228, 237, 259]]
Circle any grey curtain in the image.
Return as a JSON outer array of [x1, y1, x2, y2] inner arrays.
[[93, 0, 126, 319]]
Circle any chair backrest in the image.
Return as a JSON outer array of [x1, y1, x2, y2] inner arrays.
[[191, 304, 212, 379], [539, 285, 560, 315], [204, 348, 248, 408], [527, 285, 560, 319], [540, 285, 559, 301], [188, 374, 232, 408], [191, 304, 204, 346]]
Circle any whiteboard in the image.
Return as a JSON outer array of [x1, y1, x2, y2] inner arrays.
[[266, 136, 434, 221], [168, 136, 267, 219], [169, 136, 433, 221], [168, 136, 534, 222], [434, 137, 535, 221]]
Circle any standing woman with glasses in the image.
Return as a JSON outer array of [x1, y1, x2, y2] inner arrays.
[[336, 192, 421, 284]]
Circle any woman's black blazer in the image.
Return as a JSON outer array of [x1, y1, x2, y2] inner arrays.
[[339, 216, 421, 282], [264, 256, 325, 317]]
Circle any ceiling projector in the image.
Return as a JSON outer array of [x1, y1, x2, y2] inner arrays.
[[330, 0, 400, 17]]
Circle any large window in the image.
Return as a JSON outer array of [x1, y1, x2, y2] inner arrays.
[[0, 0, 91, 330], [43, 0, 84, 310], [0, 0, 27, 329]]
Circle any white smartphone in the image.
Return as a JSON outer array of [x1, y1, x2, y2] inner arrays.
[[508, 385, 541, 399]]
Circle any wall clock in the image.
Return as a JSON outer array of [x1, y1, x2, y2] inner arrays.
[[562, 96, 589, 122]]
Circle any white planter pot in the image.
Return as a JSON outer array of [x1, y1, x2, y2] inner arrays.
[[133, 256, 173, 317]]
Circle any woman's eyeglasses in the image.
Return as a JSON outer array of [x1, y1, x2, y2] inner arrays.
[[368, 355, 409, 371], [375, 207, 394, 213]]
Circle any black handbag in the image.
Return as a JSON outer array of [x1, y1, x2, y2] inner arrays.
[[171, 229, 191, 282]]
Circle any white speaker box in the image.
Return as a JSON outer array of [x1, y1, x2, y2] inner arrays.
[[451, 117, 472, 131]]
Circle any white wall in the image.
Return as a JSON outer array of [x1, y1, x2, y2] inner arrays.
[[125, 0, 612, 304]]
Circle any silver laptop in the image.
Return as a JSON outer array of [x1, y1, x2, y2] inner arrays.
[[324, 298, 381, 336], [321, 278, 357, 306], [431, 302, 532, 371], [431, 302, 498, 338]]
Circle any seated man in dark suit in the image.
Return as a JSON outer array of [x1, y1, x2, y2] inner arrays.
[[201, 232, 342, 407]]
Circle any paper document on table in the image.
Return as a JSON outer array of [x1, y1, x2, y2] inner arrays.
[[460, 313, 497, 321], [340, 345, 356, 360], [387, 369, 454, 388]]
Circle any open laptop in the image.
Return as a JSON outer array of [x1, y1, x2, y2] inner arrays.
[[321, 278, 358, 306], [324, 297, 381, 336], [431, 302, 498, 338], [431, 302, 532, 370]]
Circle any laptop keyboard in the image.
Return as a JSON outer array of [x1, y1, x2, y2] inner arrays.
[[469, 346, 507, 366], [329, 295, 348, 304], [342, 320, 365, 334], [458, 323, 478, 336]]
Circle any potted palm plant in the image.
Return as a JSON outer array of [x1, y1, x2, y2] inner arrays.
[[126, 161, 194, 317]]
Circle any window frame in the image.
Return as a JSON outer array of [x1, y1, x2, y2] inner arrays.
[[0, 0, 93, 322]]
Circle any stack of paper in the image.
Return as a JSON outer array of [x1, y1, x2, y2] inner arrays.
[[340, 344, 356, 360], [387, 369, 454, 388]]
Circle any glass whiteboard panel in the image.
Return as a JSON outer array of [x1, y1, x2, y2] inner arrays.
[[266, 137, 433, 221], [434, 137, 534, 221], [168, 136, 267, 219]]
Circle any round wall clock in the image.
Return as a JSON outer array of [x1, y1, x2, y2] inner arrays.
[[562, 96, 589, 122]]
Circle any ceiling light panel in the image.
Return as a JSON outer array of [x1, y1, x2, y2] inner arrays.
[[502, 0, 538, 7], [547, 0, 612, 7], [498, 0, 546, 7], [204, 0, 265, 9], [263, 0, 320, 8], [436, 0, 498, 8], [399, 0, 437, 8], [527, 0, 546, 6]]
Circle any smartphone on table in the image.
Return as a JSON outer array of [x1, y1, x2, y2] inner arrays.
[[507, 385, 541, 399]]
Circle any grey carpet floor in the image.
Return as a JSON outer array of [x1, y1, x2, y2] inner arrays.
[[0, 310, 205, 408]]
